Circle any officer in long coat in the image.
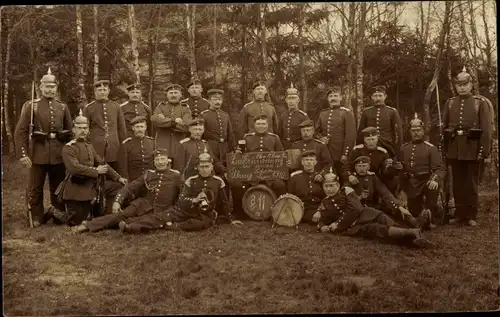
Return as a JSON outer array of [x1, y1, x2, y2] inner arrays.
[[120, 83, 153, 137], [82, 79, 128, 171], [443, 68, 492, 226], [278, 84, 309, 149], [238, 81, 279, 139], [315, 86, 356, 176], [201, 88, 236, 166], [357, 85, 403, 158], [151, 84, 192, 155], [181, 79, 211, 119], [117, 116, 155, 182], [14, 68, 73, 227], [290, 120, 333, 172]]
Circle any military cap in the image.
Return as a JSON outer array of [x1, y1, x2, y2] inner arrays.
[[454, 66, 472, 84], [126, 83, 143, 91], [188, 117, 205, 126], [186, 78, 202, 89], [323, 167, 339, 183], [40, 68, 57, 85], [369, 85, 386, 95], [326, 86, 342, 96], [286, 83, 299, 97], [253, 114, 269, 122], [94, 79, 110, 88], [361, 126, 379, 137], [207, 88, 224, 97], [410, 113, 424, 128], [252, 81, 267, 90], [154, 148, 169, 158], [165, 84, 182, 92], [130, 115, 147, 126], [74, 109, 89, 125], [198, 152, 213, 163], [300, 150, 317, 158], [299, 119, 314, 128], [354, 156, 371, 164]]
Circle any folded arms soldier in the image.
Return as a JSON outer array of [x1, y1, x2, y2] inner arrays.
[[120, 83, 153, 137]]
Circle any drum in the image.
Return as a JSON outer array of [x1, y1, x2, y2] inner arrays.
[[270, 193, 304, 228], [286, 149, 302, 169], [242, 184, 277, 220]]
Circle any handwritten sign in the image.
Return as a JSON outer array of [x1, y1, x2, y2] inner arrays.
[[226, 151, 290, 182]]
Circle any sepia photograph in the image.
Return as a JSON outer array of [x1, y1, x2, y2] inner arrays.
[[1, 2, 499, 314]]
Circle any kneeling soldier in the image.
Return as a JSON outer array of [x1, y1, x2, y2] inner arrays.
[[54, 111, 127, 226], [312, 170, 432, 248], [73, 148, 181, 233]]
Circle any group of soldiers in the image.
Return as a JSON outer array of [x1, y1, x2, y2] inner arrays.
[[14, 66, 493, 248]]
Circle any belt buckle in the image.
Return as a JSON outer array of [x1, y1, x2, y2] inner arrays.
[[219, 138, 224, 143], [456, 130, 464, 136], [286, 138, 291, 142], [49, 133, 56, 140]]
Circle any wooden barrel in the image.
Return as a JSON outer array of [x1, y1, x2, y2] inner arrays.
[[242, 184, 277, 221]]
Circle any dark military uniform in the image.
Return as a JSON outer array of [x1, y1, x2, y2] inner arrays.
[[290, 138, 332, 172], [173, 137, 225, 179], [287, 170, 325, 223], [238, 100, 279, 138], [181, 96, 210, 119], [117, 135, 155, 182], [278, 109, 309, 149], [151, 101, 192, 156], [201, 108, 236, 165], [244, 131, 284, 152], [341, 144, 393, 185], [120, 100, 152, 137], [14, 96, 73, 223]]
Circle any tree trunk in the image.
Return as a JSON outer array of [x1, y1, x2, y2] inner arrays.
[[345, 2, 356, 111], [93, 5, 99, 84], [241, 6, 249, 105], [213, 4, 218, 85], [128, 4, 141, 83], [150, 6, 162, 108], [76, 5, 87, 106], [355, 3, 367, 125], [186, 4, 197, 78], [298, 4, 307, 111], [2, 13, 15, 156], [481, 0, 494, 94], [445, 16, 456, 96], [422, 1, 452, 134], [260, 4, 267, 79]]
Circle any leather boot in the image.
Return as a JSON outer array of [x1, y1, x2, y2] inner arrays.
[[417, 209, 432, 230], [119, 221, 132, 233], [388, 227, 433, 248]]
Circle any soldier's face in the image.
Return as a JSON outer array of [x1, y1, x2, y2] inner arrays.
[[323, 181, 340, 196], [166, 90, 182, 103], [209, 95, 223, 109], [128, 89, 142, 101], [301, 127, 314, 140], [198, 162, 213, 177], [301, 156, 317, 171], [132, 122, 147, 137], [354, 162, 370, 175], [73, 123, 89, 140], [327, 93, 342, 105], [410, 127, 424, 140], [95, 86, 110, 100], [40, 83, 57, 98], [254, 119, 269, 133], [286, 95, 300, 109], [455, 82, 473, 95], [253, 86, 267, 100], [371, 92, 386, 105], [154, 155, 169, 171], [188, 84, 203, 97], [364, 135, 378, 150], [189, 124, 205, 139]]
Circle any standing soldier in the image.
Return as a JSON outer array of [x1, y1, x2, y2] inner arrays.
[[15, 68, 73, 227], [82, 79, 128, 171], [238, 81, 279, 138], [117, 116, 155, 182], [315, 86, 356, 177], [201, 88, 236, 166], [443, 68, 492, 227], [120, 83, 153, 137], [290, 120, 333, 172], [357, 85, 403, 158], [181, 79, 211, 119], [278, 84, 309, 149], [151, 84, 192, 155]]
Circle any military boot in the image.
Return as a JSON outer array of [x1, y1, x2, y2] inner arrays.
[[417, 209, 432, 230], [388, 227, 433, 248], [73, 221, 89, 234], [119, 221, 132, 233]]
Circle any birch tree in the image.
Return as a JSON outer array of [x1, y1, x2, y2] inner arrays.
[[76, 5, 87, 106], [2, 12, 15, 155], [212, 5, 218, 84], [128, 4, 140, 83], [344, 2, 356, 111], [93, 5, 99, 85], [298, 4, 307, 111], [186, 4, 197, 78], [355, 2, 367, 124]]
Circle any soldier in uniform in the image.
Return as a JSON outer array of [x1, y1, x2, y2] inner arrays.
[[398, 115, 446, 228], [443, 68, 492, 226], [357, 85, 403, 158], [201, 88, 236, 166], [278, 84, 309, 149], [82, 79, 128, 171], [120, 83, 153, 137], [117, 116, 155, 182], [287, 150, 326, 223], [151, 84, 192, 155], [53, 111, 127, 226], [181, 79, 211, 119], [238, 81, 279, 138], [312, 170, 432, 248], [290, 119, 333, 172], [73, 148, 181, 233], [119, 152, 240, 233], [14, 68, 73, 227], [314, 86, 356, 177]]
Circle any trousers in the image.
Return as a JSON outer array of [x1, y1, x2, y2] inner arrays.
[[28, 163, 66, 223], [449, 159, 480, 221]]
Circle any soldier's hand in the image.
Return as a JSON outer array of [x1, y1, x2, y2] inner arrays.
[[427, 180, 439, 190], [314, 174, 324, 183], [230, 220, 243, 226], [348, 175, 359, 185], [340, 155, 348, 164], [112, 202, 122, 214], [394, 161, 403, 170], [175, 118, 183, 124], [118, 178, 128, 185], [97, 165, 108, 174], [20, 156, 32, 168], [319, 225, 330, 233], [157, 113, 166, 119], [320, 137, 328, 144], [328, 222, 338, 232], [312, 211, 321, 223], [399, 206, 411, 218]]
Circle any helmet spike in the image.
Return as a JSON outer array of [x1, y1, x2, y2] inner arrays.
[[47, 67, 52, 75], [462, 66, 466, 72], [79, 108, 83, 116], [290, 83, 294, 89], [414, 112, 418, 120]]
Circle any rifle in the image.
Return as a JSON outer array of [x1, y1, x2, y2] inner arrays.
[[25, 82, 35, 228], [92, 141, 108, 218], [436, 83, 451, 224]]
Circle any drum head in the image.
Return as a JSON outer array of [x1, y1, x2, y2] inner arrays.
[[242, 185, 277, 221], [271, 194, 304, 227]]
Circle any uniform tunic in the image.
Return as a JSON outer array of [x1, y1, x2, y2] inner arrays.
[[315, 106, 356, 162], [151, 101, 192, 156], [238, 100, 279, 138], [82, 100, 128, 163], [173, 137, 225, 180], [278, 109, 309, 149], [290, 138, 333, 172], [201, 108, 236, 165], [287, 170, 325, 222], [340, 144, 392, 183], [119, 100, 153, 137], [181, 96, 210, 119], [244, 132, 284, 152], [117, 136, 155, 182]]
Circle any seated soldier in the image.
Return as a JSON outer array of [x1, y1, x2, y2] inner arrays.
[[349, 156, 431, 230], [290, 119, 333, 173], [287, 150, 326, 223], [119, 153, 242, 233], [342, 126, 398, 193], [312, 170, 432, 248], [73, 148, 181, 233], [53, 110, 127, 226]]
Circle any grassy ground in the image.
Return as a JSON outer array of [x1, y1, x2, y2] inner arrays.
[[2, 156, 499, 315]]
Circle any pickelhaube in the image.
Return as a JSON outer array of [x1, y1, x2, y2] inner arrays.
[[410, 113, 424, 128], [74, 109, 89, 125], [198, 152, 213, 163], [286, 83, 299, 97], [40, 68, 57, 84], [454, 66, 472, 84], [323, 167, 339, 184]]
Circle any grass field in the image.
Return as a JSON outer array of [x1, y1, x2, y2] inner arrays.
[[2, 156, 499, 315]]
